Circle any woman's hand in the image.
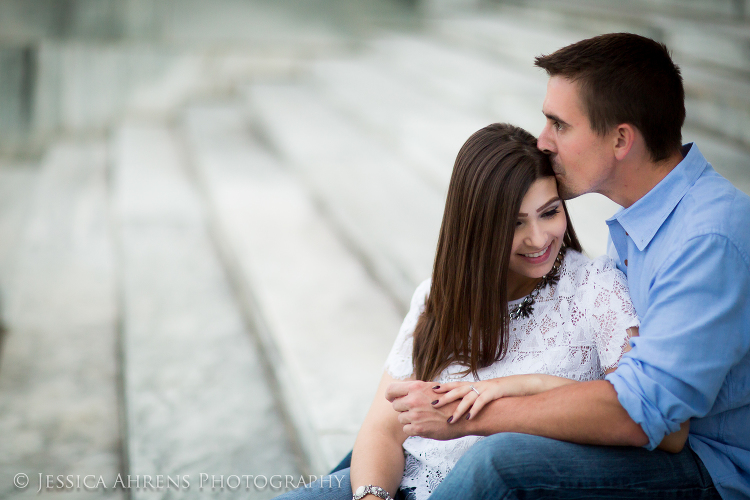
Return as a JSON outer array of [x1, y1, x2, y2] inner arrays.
[[432, 374, 577, 423]]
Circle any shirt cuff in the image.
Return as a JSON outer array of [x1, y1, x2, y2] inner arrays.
[[605, 362, 680, 450]]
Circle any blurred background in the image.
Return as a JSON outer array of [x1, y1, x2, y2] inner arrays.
[[0, 0, 748, 498]]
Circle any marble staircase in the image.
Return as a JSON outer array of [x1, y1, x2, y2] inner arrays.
[[0, 2, 748, 498]]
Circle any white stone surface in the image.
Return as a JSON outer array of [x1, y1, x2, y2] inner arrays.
[[248, 83, 445, 309], [112, 122, 302, 497], [0, 142, 122, 499], [184, 103, 403, 472]]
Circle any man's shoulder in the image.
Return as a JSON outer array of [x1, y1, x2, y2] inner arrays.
[[672, 164, 750, 251]]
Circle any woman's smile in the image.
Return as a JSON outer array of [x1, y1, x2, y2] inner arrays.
[[508, 177, 567, 284], [519, 242, 554, 264]]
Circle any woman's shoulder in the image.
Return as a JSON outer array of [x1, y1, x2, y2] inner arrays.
[[560, 249, 625, 290], [408, 278, 432, 312]]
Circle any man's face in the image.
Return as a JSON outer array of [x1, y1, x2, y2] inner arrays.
[[537, 76, 616, 200]]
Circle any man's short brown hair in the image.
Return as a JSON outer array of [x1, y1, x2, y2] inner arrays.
[[535, 33, 685, 162]]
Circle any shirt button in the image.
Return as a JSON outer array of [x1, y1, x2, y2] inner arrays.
[[624, 259, 628, 266]]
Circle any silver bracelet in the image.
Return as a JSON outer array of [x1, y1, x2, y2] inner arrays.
[[352, 485, 394, 500]]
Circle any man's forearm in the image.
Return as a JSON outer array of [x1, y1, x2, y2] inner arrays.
[[459, 380, 648, 446]]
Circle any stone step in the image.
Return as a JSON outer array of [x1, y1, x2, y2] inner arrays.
[[430, 13, 584, 76], [182, 102, 404, 472], [246, 81, 445, 308], [428, 7, 750, 150], [0, 141, 122, 499], [33, 42, 174, 135], [0, 45, 35, 156], [309, 36, 546, 189], [683, 126, 750, 196], [28, 40, 311, 153], [485, 0, 750, 75], [681, 66, 750, 148], [0, 160, 39, 289], [111, 122, 303, 497], [365, 35, 548, 134]]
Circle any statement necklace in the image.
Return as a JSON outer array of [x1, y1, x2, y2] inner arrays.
[[509, 247, 566, 321]]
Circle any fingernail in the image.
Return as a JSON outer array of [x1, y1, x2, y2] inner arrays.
[[432, 385, 440, 390], [431, 400, 439, 405], [447, 416, 453, 423], [466, 413, 471, 420]]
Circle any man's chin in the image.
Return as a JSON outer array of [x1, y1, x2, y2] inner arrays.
[[554, 176, 583, 200]]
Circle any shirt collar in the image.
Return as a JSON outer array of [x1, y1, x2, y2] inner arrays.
[[607, 143, 708, 251]]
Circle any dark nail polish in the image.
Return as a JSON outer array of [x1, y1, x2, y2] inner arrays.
[[466, 413, 471, 420], [431, 400, 439, 405], [447, 416, 453, 423], [432, 385, 440, 390]]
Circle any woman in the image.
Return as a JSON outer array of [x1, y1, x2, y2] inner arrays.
[[276, 124, 682, 500]]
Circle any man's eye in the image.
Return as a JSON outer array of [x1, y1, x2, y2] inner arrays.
[[554, 121, 563, 131]]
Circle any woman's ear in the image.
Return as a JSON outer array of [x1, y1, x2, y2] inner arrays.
[[613, 124, 636, 161]]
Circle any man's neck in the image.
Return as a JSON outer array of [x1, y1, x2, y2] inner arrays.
[[605, 148, 684, 208]]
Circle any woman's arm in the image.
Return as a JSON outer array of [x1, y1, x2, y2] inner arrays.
[[433, 374, 577, 423], [350, 371, 411, 499]]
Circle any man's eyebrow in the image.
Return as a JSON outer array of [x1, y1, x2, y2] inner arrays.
[[517, 197, 561, 217], [543, 112, 568, 126]]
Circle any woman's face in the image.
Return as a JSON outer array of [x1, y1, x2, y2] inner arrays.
[[508, 176, 567, 281]]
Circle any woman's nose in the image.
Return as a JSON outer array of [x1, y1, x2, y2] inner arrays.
[[525, 223, 547, 248]]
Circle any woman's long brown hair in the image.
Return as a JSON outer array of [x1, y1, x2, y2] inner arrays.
[[412, 123, 582, 381]]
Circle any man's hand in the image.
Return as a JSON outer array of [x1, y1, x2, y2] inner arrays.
[[385, 381, 467, 440]]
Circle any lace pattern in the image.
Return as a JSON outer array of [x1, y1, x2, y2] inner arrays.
[[383, 251, 639, 500]]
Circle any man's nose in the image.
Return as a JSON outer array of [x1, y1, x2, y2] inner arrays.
[[537, 124, 554, 153]]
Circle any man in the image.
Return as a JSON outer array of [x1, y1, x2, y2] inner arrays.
[[386, 33, 750, 499]]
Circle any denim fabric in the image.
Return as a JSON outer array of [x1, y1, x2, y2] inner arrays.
[[428, 433, 719, 500], [273, 470, 351, 500], [273, 467, 415, 500], [330, 452, 352, 474]]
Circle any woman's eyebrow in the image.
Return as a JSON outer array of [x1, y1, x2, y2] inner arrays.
[[517, 197, 561, 217], [536, 197, 561, 213]]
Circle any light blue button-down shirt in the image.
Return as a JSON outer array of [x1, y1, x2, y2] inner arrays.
[[604, 143, 750, 500]]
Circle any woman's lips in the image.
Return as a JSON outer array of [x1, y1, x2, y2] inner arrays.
[[519, 243, 553, 265]]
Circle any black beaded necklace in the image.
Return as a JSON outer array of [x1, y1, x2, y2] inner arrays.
[[509, 247, 566, 321]]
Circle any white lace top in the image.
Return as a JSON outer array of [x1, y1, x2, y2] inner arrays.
[[384, 250, 639, 500]]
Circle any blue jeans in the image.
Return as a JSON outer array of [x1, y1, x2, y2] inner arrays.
[[276, 434, 719, 499], [272, 466, 415, 500], [430, 433, 719, 499]]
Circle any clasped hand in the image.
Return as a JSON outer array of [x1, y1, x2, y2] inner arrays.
[[386, 377, 530, 439], [385, 380, 463, 440]]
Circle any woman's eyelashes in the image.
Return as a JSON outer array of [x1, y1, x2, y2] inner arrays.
[[541, 207, 561, 219], [516, 206, 561, 227]]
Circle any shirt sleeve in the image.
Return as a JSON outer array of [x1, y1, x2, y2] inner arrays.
[[383, 278, 431, 380], [606, 234, 750, 450], [585, 256, 640, 372]]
